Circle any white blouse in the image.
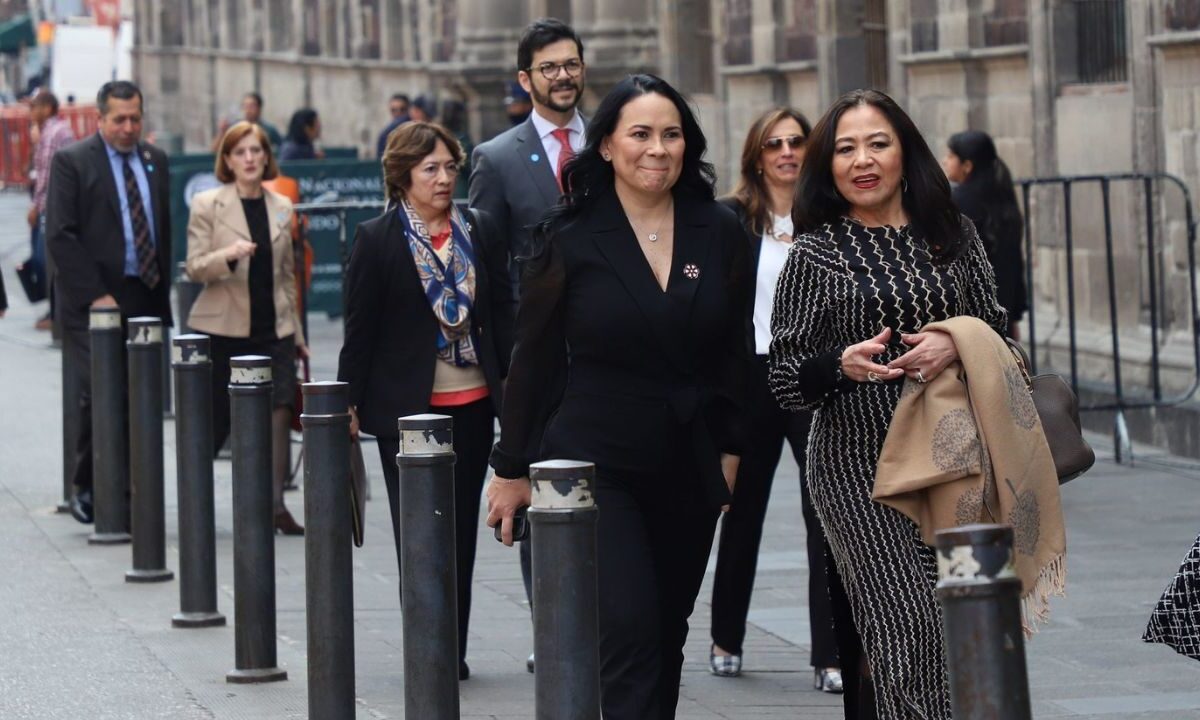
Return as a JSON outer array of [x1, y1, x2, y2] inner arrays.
[[752, 212, 794, 356]]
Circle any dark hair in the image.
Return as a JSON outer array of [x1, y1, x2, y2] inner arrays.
[[440, 99, 467, 134], [947, 130, 1022, 248], [97, 81, 142, 116], [536, 74, 715, 248], [31, 90, 59, 115], [381, 121, 464, 204], [517, 18, 583, 72], [214, 121, 279, 183], [947, 130, 1019, 205], [728, 107, 812, 236], [411, 94, 438, 119], [244, 92, 263, 109], [285, 108, 318, 144], [390, 93, 410, 105], [795, 89, 963, 263]]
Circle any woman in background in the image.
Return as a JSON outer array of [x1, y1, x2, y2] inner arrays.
[[709, 106, 841, 694], [186, 121, 307, 536], [943, 130, 1027, 338], [279, 108, 324, 161]]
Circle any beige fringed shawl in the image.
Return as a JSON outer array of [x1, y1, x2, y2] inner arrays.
[[873, 316, 1066, 631]]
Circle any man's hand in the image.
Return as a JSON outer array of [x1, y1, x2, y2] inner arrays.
[[27, 206, 38, 228], [486, 474, 532, 546], [90, 294, 118, 309]]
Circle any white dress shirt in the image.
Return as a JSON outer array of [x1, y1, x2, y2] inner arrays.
[[529, 108, 587, 175]]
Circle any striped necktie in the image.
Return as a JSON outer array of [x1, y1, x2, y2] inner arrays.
[[121, 152, 160, 289]]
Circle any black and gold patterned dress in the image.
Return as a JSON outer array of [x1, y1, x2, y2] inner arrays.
[[768, 217, 1006, 719], [1145, 531, 1200, 662]]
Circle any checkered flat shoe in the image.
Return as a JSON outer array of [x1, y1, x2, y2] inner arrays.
[[709, 647, 742, 677]]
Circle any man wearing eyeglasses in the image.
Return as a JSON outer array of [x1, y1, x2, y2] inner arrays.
[[467, 16, 587, 676], [470, 18, 586, 291]]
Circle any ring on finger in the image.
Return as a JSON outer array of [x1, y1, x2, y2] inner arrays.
[[867, 371, 881, 384], [916, 369, 927, 384]]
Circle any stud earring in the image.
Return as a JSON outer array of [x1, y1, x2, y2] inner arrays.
[[602, 153, 611, 161]]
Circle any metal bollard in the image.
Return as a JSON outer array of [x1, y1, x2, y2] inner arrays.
[[171, 334, 225, 628], [397, 414, 459, 719], [226, 355, 287, 684], [529, 460, 601, 720], [302, 382, 355, 719], [59, 339, 80, 514], [176, 261, 202, 335], [935, 523, 1032, 720], [88, 306, 131, 545], [125, 317, 174, 583]]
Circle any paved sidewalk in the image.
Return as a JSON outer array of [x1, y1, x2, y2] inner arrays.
[[2, 192, 1199, 718]]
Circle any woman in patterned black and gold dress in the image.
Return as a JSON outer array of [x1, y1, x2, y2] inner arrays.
[[768, 89, 1007, 719]]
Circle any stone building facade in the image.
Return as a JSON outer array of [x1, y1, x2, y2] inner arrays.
[[133, 1, 1200, 451]]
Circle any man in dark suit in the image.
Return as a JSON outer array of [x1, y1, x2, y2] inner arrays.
[[46, 80, 172, 524], [467, 17, 587, 673]]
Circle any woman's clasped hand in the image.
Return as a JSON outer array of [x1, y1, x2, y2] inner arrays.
[[839, 327, 958, 384]]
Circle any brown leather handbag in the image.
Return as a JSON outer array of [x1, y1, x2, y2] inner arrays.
[[1007, 339, 1095, 483]]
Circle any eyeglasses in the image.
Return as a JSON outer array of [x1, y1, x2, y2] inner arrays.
[[527, 59, 585, 80], [762, 135, 806, 151]]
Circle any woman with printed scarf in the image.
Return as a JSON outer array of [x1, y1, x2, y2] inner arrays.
[[337, 121, 515, 682]]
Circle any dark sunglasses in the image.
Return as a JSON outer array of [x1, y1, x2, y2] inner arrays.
[[762, 135, 806, 151]]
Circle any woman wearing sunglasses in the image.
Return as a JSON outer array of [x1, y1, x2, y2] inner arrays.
[[709, 107, 842, 693]]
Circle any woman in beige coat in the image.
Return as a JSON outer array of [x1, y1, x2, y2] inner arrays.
[[186, 121, 307, 535]]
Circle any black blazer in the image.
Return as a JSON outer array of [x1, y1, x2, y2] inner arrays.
[[337, 207, 515, 439], [719, 197, 766, 355], [490, 188, 751, 508], [45, 133, 173, 330]]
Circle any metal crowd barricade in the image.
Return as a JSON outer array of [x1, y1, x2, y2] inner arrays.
[[1017, 172, 1200, 460], [292, 199, 387, 292]]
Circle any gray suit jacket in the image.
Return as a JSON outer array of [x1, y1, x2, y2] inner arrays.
[[468, 115, 582, 277]]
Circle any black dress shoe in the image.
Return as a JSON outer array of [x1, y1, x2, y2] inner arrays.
[[459, 660, 470, 681], [70, 489, 94, 524]]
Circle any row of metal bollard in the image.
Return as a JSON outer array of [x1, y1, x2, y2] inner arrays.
[[78, 305, 1035, 720], [81, 305, 605, 718]]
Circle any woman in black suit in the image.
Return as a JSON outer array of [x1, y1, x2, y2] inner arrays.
[[337, 121, 514, 681], [709, 107, 841, 692], [486, 74, 750, 720]]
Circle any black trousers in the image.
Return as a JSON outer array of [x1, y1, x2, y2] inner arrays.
[[710, 355, 838, 667], [828, 550, 877, 720], [375, 397, 494, 662], [208, 333, 296, 456], [592, 462, 719, 720], [63, 277, 160, 493]]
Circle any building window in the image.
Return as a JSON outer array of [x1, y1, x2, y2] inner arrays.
[[357, 0, 381, 59], [864, 0, 888, 88], [723, 0, 752, 66], [777, 0, 816, 62], [1165, 0, 1200, 31], [432, 0, 457, 63], [982, 0, 1028, 46], [1073, 0, 1127, 83], [910, 0, 938, 53], [268, 0, 293, 52]]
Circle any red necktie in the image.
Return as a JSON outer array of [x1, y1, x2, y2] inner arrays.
[[551, 127, 573, 190]]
